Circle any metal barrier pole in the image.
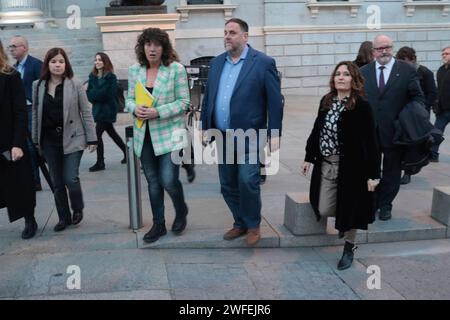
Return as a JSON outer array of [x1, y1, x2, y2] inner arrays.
[[125, 126, 143, 231]]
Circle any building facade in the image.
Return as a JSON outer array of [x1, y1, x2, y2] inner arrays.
[[1, 0, 449, 95]]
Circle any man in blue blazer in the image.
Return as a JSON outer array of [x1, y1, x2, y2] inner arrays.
[[9, 36, 43, 191], [201, 18, 283, 245], [360, 35, 424, 221]]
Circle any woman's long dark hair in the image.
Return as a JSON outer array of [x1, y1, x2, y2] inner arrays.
[[40, 47, 74, 81], [91, 52, 114, 76], [321, 61, 365, 111], [135, 28, 179, 67], [354, 41, 373, 68]]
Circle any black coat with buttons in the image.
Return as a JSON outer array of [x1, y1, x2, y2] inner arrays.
[[305, 97, 381, 233], [360, 60, 425, 148]]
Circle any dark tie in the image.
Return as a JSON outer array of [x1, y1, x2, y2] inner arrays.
[[378, 66, 385, 93]]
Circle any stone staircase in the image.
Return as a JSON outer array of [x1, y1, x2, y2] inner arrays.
[[0, 18, 103, 82]]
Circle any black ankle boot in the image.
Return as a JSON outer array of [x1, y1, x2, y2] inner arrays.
[[72, 211, 83, 225], [89, 161, 105, 172], [143, 223, 167, 243], [337, 241, 358, 270], [54, 219, 71, 232], [184, 165, 195, 183], [400, 173, 411, 185], [172, 207, 188, 235], [22, 216, 38, 239]]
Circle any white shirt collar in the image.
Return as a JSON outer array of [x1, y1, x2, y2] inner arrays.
[[18, 54, 29, 67], [376, 57, 395, 71]]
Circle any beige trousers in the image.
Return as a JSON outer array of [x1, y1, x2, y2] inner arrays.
[[318, 155, 356, 243]]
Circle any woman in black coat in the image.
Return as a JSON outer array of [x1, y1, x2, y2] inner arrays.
[[302, 61, 381, 270], [86, 52, 126, 172], [0, 40, 37, 239]]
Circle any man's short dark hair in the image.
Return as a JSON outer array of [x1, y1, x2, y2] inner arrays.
[[396, 46, 417, 62], [225, 18, 249, 33]]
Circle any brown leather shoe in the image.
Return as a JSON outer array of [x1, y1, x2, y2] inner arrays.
[[223, 227, 247, 241], [246, 228, 261, 246]]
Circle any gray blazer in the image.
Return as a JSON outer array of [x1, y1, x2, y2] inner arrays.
[[32, 78, 97, 154]]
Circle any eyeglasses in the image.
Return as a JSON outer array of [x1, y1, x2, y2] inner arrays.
[[373, 46, 393, 52], [7, 44, 24, 49]]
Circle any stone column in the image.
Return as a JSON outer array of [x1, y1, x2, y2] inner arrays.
[[0, 0, 45, 24]]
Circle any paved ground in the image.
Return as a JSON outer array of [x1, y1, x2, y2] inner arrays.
[[1, 95, 450, 300]]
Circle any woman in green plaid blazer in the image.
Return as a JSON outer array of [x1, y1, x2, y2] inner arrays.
[[126, 28, 190, 244]]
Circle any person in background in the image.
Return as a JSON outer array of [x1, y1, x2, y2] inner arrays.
[[32, 48, 97, 232], [353, 41, 373, 68], [431, 46, 450, 163], [0, 39, 37, 239], [395, 46, 437, 184], [9, 35, 43, 191], [87, 52, 127, 172], [302, 61, 380, 270]]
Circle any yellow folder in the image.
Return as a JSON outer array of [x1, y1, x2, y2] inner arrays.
[[135, 81, 155, 129]]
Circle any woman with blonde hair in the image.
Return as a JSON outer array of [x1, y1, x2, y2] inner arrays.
[[0, 40, 37, 239]]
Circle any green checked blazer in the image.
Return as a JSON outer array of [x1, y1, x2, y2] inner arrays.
[[126, 62, 190, 157]]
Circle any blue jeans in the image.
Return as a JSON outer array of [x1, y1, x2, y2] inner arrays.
[[217, 136, 261, 229], [432, 110, 450, 157], [26, 105, 41, 185], [140, 130, 187, 224], [42, 134, 84, 222]]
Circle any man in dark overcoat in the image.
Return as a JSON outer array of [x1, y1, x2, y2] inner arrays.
[[360, 35, 424, 221]]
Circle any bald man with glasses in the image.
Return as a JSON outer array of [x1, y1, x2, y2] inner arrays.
[[9, 36, 43, 191], [360, 35, 425, 221]]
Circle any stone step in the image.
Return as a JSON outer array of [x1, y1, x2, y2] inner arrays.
[[27, 38, 102, 48], [2, 45, 101, 60], [1, 28, 101, 39], [67, 49, 104, 63], [2, 24, 103, 70], [138, 219, 280, 249], [136, 215, 449, 249], [279, 215, 448, 247], [72, 66, 95, 81]]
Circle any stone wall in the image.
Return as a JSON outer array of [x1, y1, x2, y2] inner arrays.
[[4, 0, 449, 95]]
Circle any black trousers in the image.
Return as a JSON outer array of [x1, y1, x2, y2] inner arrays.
[[378, 147, 403, 212], [42, 133, 84, 222], [96, 121, 126, 162]]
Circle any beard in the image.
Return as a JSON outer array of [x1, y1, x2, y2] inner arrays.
[[377, 55, 392, 65]]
